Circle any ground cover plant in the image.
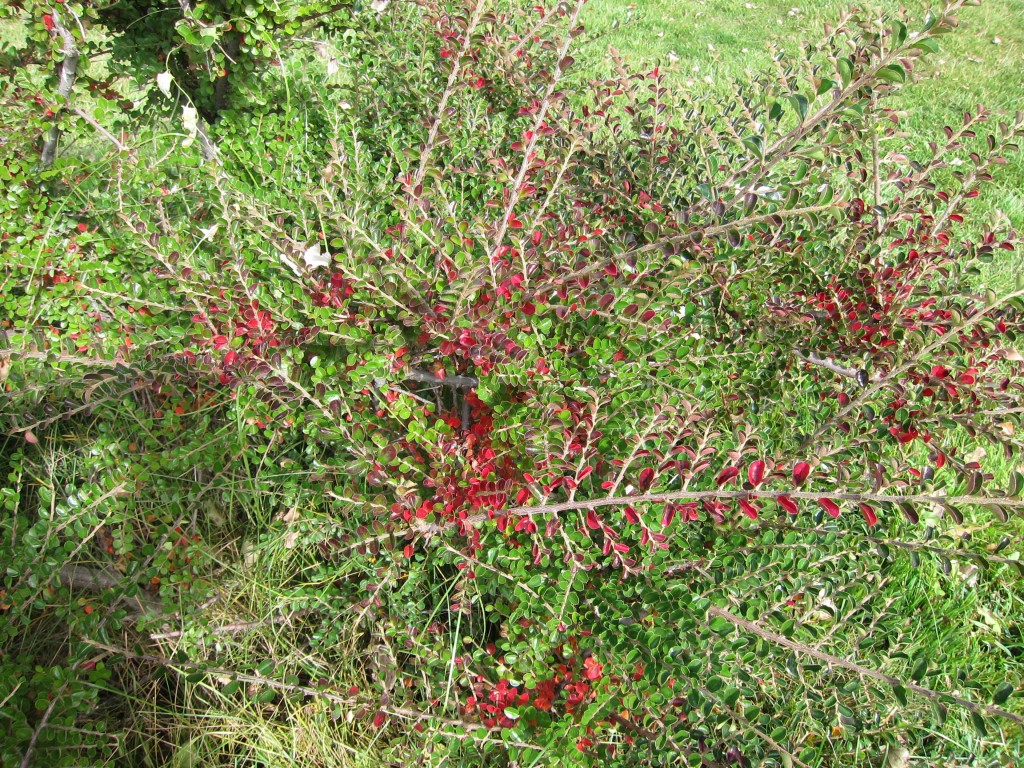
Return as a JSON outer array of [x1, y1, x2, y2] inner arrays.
[[1, 0, 1023, 766]]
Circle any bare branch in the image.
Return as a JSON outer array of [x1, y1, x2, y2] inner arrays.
[[707, 605, 1024, 727], [40, 8, 80, 167], [406, 367, 478, 389], [792, 349, 864, 382]]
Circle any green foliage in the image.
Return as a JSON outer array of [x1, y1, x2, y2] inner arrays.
[[2, 0, 1024, 766]]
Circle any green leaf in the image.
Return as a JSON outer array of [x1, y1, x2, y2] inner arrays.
[[837, 58, 854, 87], [254, 688, 276, 704], [910, 658, 927, 682], [876, 65, 906, 84], [993, 683, 1014, 705], [911, 38, 940, 54], [970, 711, 987, 736], [722, 686, 741, 708], [788, 94, 809, 122], [891, 683, 908, 707]]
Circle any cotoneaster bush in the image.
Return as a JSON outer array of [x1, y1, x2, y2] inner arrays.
[[2, 0, 1024, 766]]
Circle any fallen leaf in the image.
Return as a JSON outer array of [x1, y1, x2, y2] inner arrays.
[[156, 71, 173, 98], [302, 242, 331, 270]]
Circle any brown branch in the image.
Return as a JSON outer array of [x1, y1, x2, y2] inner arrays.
[[407, 367, 478, 389], [410, 489, 1024, 537], [150, 612, 308, 641], [40, 7, 80, 167], [17, 674, 66, 768], [59, 565, 162, 615], [630, 202, 848, 261], [485, 0, 586, 266], [407, 0, 488, 200], [71, 107, 127, 152], [82, 639, 361, 707], [499, 489, 1024, 521], [793, 349, 865, 382], [706, 605, 1024, 727]]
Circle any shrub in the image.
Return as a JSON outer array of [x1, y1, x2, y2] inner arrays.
[[2, 0, 1023, 765]]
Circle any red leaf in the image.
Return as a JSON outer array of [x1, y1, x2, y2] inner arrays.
[[859, 503, 878, 527], [586, 510, 601, 530], [777, 495, 799, 515], [23, 430, 38, 445], [817, 498, 841, 518], [515, 488, 530, 505], [739, 499, 759, 520], [638, 467, 655, 491], [747, 460, 765, 487], [716, 467, 740, 487], [624, 506, 640, 524], [792, 461, 811, 486], [661, 505, 676, 528]]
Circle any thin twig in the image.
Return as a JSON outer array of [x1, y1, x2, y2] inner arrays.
[[71, 107, 127, 152]]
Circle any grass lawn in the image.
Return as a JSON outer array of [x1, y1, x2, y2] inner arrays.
[[582, 0, 1024, 289]]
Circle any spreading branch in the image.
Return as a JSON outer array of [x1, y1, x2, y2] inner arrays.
[[707, 605, 1024, 727], [394, 489, 1024, 540]]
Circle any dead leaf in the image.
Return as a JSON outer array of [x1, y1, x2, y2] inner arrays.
[[302, 242, 331, 270], [884, 745, 910, 768]]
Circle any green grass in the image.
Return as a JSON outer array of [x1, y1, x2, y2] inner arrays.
[[581, 0, 1024, 289]]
